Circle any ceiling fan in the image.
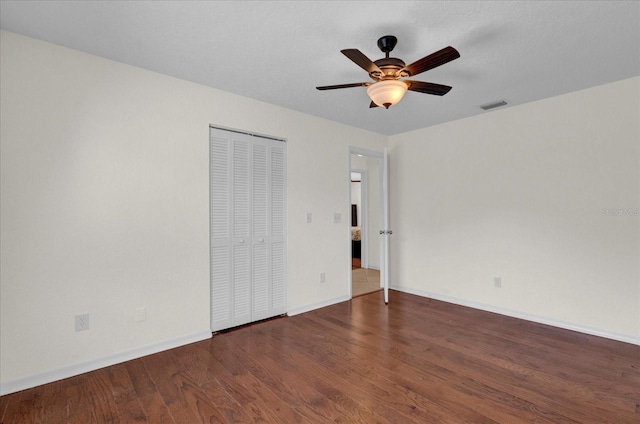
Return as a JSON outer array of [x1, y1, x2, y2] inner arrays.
[[316, 35, 460, 109]]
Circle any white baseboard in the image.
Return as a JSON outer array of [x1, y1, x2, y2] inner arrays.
[[391, 285, 640, 346], [0, 330, 212, 396], [287, 295, 351, 316]]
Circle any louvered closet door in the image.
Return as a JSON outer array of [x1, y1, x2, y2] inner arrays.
[[251, 138, 287, 321], [210, 127, 287, 332], [210, 128, 232, 331], [269, 141, 287, 316], [230, 132, 252, 327], [251, 138, 270, 320]]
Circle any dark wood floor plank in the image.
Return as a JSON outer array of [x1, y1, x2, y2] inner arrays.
[[205, 336, 332, 423], [107, 363, 149, 422], [8, 385, 44, 424], [232, 326, 398, 423], [294, 311, 508, 423], [170, 371, 230, 424], [142, 350, 209, 424], [88, 368, 121, 423], [125, 359, 158, 399], [37, 380, 68, 424], [126, 360, 175, 422], [385, 299, 640, 420], [137, 393, 174, 424], [213, 326, 342, 423], [65, 374, 99, 424], [309, 294, 637, 421], [327, 304, 619, 422], [173, 341, 266, 424], [2, 290, 638, 423], [385, 292, 637, 386], [0, 391, 11, 423], [249, 350, 350, 423], [234, 371, 310, 424], [190, 340, 282, 423], [346, 292, 640, 422], [281, 312, 495, 423]]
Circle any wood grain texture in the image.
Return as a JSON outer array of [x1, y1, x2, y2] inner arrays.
[[1, 290, 638, 423]]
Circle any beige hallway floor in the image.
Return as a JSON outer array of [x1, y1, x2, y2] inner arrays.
[[352, 267, 381, 297]]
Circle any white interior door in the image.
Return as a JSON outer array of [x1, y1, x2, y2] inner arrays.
[[381, 147, 390, 304]]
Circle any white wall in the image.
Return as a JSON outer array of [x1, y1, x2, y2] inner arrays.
[[0, 30, 386, 393], [389, 77, 640, 344]]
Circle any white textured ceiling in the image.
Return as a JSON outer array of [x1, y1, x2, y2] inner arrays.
[[1, 1, 639, 136]]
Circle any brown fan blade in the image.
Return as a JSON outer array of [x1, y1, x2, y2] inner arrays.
[[316, 82, 370, 90], [369, 101, 379, 108], [341, 49, 383, 76], [405, 81, 452, 96], [400, 46, 460, 77]]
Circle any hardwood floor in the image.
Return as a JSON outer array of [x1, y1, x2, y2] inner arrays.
[[351, 267, 381, 297], [2, 290, 639, 423], [351, 258, 361, 269]]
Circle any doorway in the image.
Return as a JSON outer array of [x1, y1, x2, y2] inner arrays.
[[350, 150, 383, 298]]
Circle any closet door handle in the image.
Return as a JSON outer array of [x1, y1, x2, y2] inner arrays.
[[259, 238, 265, 243], [239, 239, 245, 244]]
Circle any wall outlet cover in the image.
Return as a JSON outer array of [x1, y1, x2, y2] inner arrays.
[[75, 313, 89, 331]]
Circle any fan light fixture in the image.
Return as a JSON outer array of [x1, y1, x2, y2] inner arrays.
[[316, 35, 459, 109], [367, 80, 408, 109]]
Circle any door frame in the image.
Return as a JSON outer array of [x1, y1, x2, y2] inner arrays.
[[348, 146, 386, 300]]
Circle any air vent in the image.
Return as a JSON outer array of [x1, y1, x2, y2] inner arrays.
[[480, 100, 508, 111]]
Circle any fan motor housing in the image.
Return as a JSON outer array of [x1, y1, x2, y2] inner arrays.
[[372, 57, 408, 78]]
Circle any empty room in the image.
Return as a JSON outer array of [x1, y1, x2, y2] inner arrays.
[[1, 1, 638, 423]]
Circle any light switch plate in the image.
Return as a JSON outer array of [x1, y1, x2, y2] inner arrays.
[[135, 307, 146, 322]]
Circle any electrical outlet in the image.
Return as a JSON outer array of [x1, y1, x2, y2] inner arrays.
[[135, 307, 146, 322], [75, 313, 89, 331], [320, 272, 326, 283], [333, 213, 341, 223], [307, 212, 312, 223], [494, 277, 502, 288]]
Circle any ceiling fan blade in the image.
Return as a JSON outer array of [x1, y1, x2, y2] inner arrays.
[[369, 101, 379, 108], [316, 82, 370, 90], [341, 49, 383, 75], [405, 81, 453, 96], [400, 46, 460, 77]]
